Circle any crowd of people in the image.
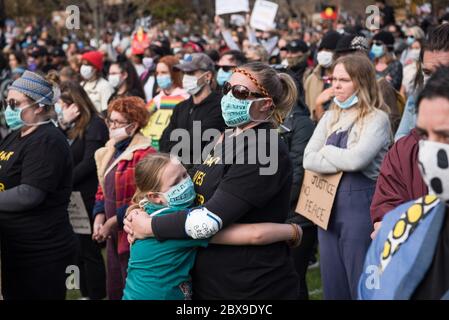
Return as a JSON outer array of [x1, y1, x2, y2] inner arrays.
[[0, 1, 449, 300]]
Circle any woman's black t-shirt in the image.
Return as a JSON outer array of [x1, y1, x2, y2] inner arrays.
[[190, 122, 299, 299], [0, 123, 77, 267]]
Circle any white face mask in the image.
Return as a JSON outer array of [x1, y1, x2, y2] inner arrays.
[[109, 124, 132, 142], [80, 65, 95, 80], [418, 140, 449, 203], [183, 73, 206, 96], [281, 59, 289, 67], [407, 48, 421, 62], [317, 51, 333, 68], [108, 74, 122, 89]]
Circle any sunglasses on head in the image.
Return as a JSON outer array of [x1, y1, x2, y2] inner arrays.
[[222, 81, 267, 100]]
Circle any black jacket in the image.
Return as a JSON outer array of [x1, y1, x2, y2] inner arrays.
[[280, 101, 315, 226], [67, 115, 109, 216], [159, 91, 226, 167]]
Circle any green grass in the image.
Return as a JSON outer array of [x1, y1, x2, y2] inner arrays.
[[306, 264, 323, 300], [66, 250, 323, 300], [66, 289, 82, 300]]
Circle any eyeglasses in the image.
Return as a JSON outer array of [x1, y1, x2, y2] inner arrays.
[[106, 117, 130, 127], [222, 81, 267, 100], [1, 99, 30, 111]]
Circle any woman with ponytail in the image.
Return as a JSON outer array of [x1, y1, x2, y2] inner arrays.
[[124, 62, 301, 299]]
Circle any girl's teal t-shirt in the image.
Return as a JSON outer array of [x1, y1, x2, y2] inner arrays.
[[122, 206, 209, 300]]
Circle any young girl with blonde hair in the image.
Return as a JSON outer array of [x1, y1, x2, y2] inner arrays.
[[123, 153, 302, 300]]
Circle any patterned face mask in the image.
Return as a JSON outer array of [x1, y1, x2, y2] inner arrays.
[[418, 140, 449, 203], [220, 92, 268, 127], [161, 177, 196, 208]]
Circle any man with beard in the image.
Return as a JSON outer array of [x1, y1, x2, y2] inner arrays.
[[371, 23, 449, 233], [283, 39, 310, 101]]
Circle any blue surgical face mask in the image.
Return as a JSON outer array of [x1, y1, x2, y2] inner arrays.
[[4, 98, 41, 131], [333, 93, 359, 110], [54, 102, 63, 117], [161, 177, 196, 208], [406, 36, 415, 46], [5, 104, 26, 130], [5, 98, 52, 130], [370, 44, 384, 58], [221, 92, 267, 127], [216, 68, 232, 87], [156, 75, 173, 90]]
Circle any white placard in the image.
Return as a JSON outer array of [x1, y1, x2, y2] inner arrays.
[[230, 14, 246, 27], [250, 0, 278, 31], [216, 0, 249, 16], [68, 191, 92, 235]]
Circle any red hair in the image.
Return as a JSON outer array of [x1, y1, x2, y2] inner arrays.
[[108, 96, 150, 129], [158, 55, 183, 89]]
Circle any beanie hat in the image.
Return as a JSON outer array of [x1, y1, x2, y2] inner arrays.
[[286, 39, 309, 53], [319, 31, 343, 51], [9, 70, 58, 106], [335, 34, 369, 53], [81, 50, 104, 71], [372, 31, 395, 50]]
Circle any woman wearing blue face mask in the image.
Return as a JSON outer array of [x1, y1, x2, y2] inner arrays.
[[125, 62, 302, 299], [141, 55, 189, 149], [400, 26, 425, 67], [370, 31, 403, 91], [107, 56, 146, 108], [0, 71, 78, 300], [400, 27, 425, 99], [215, 50, 248, 88], [303, 54, 392, 300]]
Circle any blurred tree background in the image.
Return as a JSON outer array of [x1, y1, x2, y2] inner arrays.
[[2, 0, 448, 25]]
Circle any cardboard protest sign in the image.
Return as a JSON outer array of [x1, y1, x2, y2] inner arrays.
[[296, 170, 343, 230], [216, 0, 249, 16], [68, 192, 92, 235], [250, 0, 278, 31]]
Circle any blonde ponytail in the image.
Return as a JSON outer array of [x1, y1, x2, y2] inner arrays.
[[273, 73, 298, 126]]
